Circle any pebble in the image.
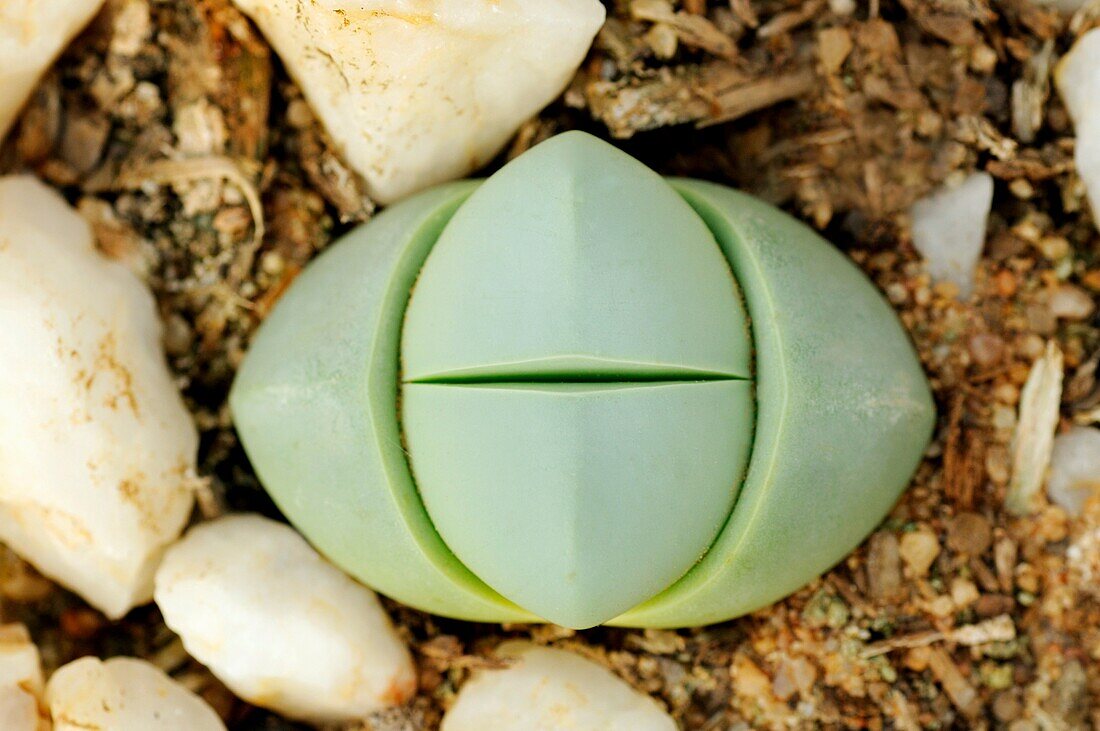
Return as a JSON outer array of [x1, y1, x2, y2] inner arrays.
[[0, 625, 45, 731], [909, 172, 994, 298], [1055, 29, 1100, 233], [950, 577, 980, 608], [968, 332, 1006, 368], [154, 514, 415, 723], [0, 1, 106, 141], [46, 656, 224, 731], [866, 532, 903, 600], [441, 642, 676, 731], [946, 512, 993, 556], [0, 176, 197, 619], [229, 0, 605, 204], [1048, 284, 1095, 320], [899, 526, 941, 578], [1047, 426, 1100, 516]]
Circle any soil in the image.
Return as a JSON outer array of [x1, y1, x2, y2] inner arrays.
[[1, 0, 1099, 728]]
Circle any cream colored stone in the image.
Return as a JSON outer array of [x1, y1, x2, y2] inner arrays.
[[155, 514, 415, 723], [0, 625, 47, 731], [1056, 29, 1100, 231], [0, 176, 198, 619], [442, 642, 676, 731], [229, 0, 605, 203], [46, 657, 223, 731], [0, 0, 106, 141]]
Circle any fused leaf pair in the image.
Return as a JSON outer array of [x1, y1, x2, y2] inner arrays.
[[232, 132, 934, 628]]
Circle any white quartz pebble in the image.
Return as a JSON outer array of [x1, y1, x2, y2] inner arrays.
[[442, 642, 677, 731], [0, 625, 46, 731], [0, 176, 198, 619], [154, 514, 416, 723], [1056, 28, 1100, 232], [1048, 426, 1100, 517], [909, 172, 994, 299], [46, 657, 224, 731], [229, 0, 605, 204], [0, 0, 106, 141]]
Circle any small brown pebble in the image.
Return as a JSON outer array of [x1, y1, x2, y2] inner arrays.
[[904, 646, 931, 672], [994, 270, 1018, 298], [946, 512, 993, 556], [1082, 269, 1100, 291], [0, 548, 54, 603], [60, 606, 106, 640], [968, 333, 1005, 368], [993, 690, 1023, 722], [867, 531, 903, 601], [949, 577, 980, 607], [994, 538, 1017, 592]]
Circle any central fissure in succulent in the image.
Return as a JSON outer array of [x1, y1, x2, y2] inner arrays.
[[406, 373, 750, 385]]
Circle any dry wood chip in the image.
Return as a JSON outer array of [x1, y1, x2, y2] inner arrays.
[[727, 0, 759, 28], [862, 615, 1016, 658], [817, 27, 853, 74], [757, 0, 825, 39], [950, 615, 1016, 646], [926, 647, 982, 718], [919, 14, 980, 45], [1007, 341, 1065, 515], [587, 71, 714, 139], [698, 68, 817, 127], [631, 0, 737, 58], [953, 116, 1018, 161], [1011, 40, 1055, 144]]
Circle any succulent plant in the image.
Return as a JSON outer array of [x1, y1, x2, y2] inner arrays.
[[231, 132, 935, 629]]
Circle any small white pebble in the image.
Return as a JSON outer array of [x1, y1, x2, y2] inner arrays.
[[46, 657, 224, 731], [0, 176, 198, 619], [0, 624, 46, 731], [229, 0, 605, 204], [1048, 426, 1100, 517], [154, 514, 416, 723], [0, 0, 106, 141], [1056, 29, 1100, 232], [910, 172, 994, 299], [1048, 284, 1096, 320], [442, 642, 677, 731], [828, 0, 857, 15]]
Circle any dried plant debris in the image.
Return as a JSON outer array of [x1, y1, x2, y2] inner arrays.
[[0, 0, 1099, 729]]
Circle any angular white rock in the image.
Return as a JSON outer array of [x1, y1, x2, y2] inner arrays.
[[0, 0, 106, 141], [230, 0, 605, 204], [1048, 426, 1100, 516], [154, 514, 416, 723], [0, 625, 46, 731], [442, 642, 677, 731], [46, 657, 224, 731], [909, 172, 995, 298], [0, 175, 198, 619], [1056, 28, 1100, 231]]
